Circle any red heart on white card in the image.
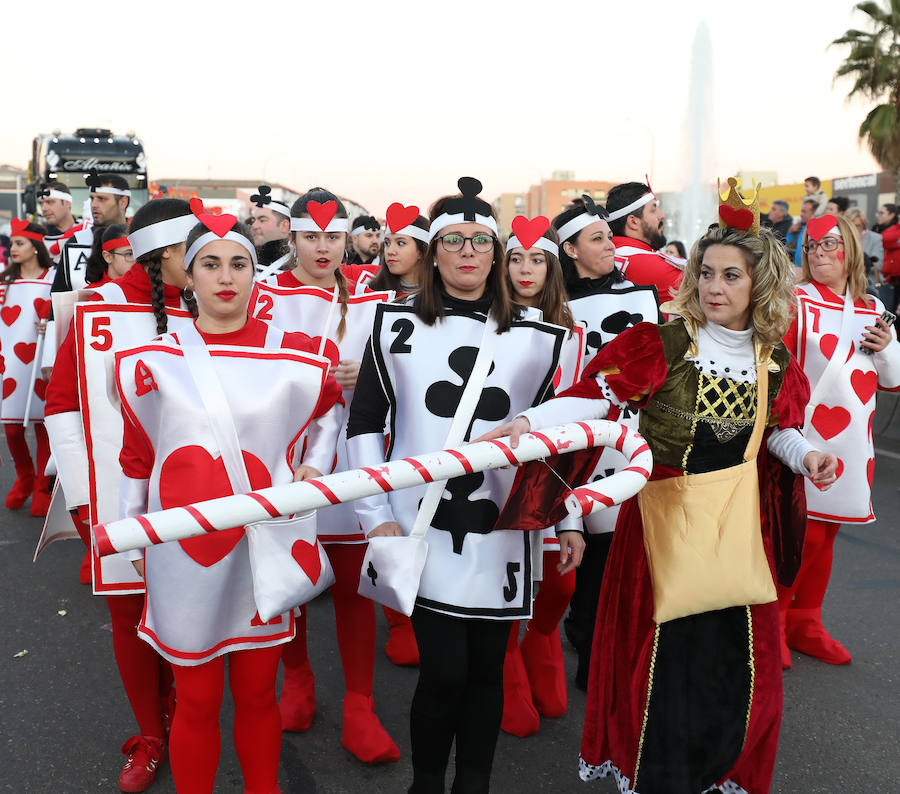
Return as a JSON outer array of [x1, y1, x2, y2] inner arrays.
[[811, 404, 851, 440], [33, 379, 47, 401], [33, 298, 51, 318], [1, 306, 21, 326], [511, 215, 551, 250], [291, 539, 322, 585], [3, 378, 16, 399], [14, 342, 36, 364], [307, 200, 338, 231], [850, 369, 877, 405]]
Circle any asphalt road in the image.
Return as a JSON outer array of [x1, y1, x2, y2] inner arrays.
[[2, 397, 899, 793]]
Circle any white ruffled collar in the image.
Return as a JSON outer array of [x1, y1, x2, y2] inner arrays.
[[688, 322, 757, 383]]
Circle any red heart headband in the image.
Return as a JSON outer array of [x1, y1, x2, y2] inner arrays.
[[510, 215, 550, 250], [9, 218, 45, 242], [307, 200, 338, 231], [190, 197, 237, 237], [386, 203, 419, 234], [805, 214, 841, 242]]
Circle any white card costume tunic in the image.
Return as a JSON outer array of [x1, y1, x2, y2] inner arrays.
[[115, 325, 336, 665], [566, 280, 660, 533], [249, 280, 392, 543], [791, 282, 900, 523], [0, 271, 54, 423], [349, 303, 569, 619]]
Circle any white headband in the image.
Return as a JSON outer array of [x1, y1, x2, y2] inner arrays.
[[290, 217, 350, 234], [351, 224, 380, 236], [827, 225, 841, 237], [385, 224, 430, 244], [428, 212, 498, 242], [556, 213, 607, 243], [184, 231, 259, 271], [128, 214, 198, 259], [41, 189, 72, 203], [505, 236, 559, 258], [262, 202, 291, 218], [91, 186, 132, 197], [605, 191, 655, 222]]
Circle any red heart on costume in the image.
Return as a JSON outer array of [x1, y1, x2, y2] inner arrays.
[[159, 445, 272, 567], [386, 203, 420, 234], [307, 200, 338, 231], [718, 205, 754, 231], [866, 457, 874, 487], [811, 404, 851, 440], [511, 215, 551, 250], [850, 369, 877, 405], [806, 214, 838, 242], [3, 378, 16, 399], [818, 334, 837, 358], [14, 342, 36, 364], [1, 306, 22, 326], [33, 298, 51, 319], [33, 379, 47, 401], [291, 539, 322, 585]]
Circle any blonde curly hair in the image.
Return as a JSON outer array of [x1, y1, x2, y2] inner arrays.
[[666, 225, 795, 348]]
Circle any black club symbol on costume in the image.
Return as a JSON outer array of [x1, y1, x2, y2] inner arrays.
[[429, 473, 499, 555], [366, 561, 377, 587], [580, 193, 609, 219], [424, 346, 511, 441], [250, 185, 272, 208], [601, 310, 644, 336], [84, 168, 103, 191]]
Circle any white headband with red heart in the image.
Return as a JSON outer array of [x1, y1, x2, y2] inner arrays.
[[291, 217, 349, 233], [505, 236, 559, 257]]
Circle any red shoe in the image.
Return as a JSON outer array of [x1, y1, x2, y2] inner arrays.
[[385, 618, 420, 666], [6, 469, 35, 510], [786, 611, 851, 665], [341, 693, 400, 763], [279, 658, 316, 732], [520, 624, 568, 718], [119, 735, 165, 793], [500, 643, 540, 737], [30, 476, 52, 517]]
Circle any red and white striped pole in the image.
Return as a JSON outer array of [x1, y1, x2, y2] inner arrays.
[[93, 420, 652, 557]]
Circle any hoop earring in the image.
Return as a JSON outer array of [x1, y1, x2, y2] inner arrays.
[[183, 288, 194, 301]]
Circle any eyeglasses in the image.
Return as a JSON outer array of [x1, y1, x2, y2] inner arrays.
[[437, 232, 495, 253], [111, 249, 135, 262], [803, 238, 843, 254]]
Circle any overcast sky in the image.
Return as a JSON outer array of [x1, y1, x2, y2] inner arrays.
[[2, 0, 882, 213]]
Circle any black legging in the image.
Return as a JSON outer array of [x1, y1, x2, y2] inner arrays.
[[409, 607, 512, 794]]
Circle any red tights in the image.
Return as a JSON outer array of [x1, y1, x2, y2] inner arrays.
[[170, 645, 283, 794], [4, 422, 50, 475]]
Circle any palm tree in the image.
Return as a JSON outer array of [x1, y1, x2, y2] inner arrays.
[[832, 0, 900, 203]]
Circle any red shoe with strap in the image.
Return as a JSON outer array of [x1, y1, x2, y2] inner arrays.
[[119, 735, 165, 793]]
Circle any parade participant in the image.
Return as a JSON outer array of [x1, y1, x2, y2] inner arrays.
[[249, 188, 400, 763], [0, 219, 53, 515], [877, 203, 900, 308], [778, 214, 900, 668], [488, 180, 837, 794], [552, 197, 661, 693], [367, 203, 429, 298], [499, 217, 580, 737], [38, 181, 79, 243], [347, 177, 584, 793], [45, 197, 197, 792], [249, 185, 292, 272], [347, 215, 381, 265], [95, 224, 135, 282], [116, 211, 343, 794], [606, 180, 683, 304]]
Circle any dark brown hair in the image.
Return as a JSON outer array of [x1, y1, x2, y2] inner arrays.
[[1, 222, 52, 301]]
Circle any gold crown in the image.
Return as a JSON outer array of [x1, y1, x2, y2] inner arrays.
[[717, 176, 761, 235]]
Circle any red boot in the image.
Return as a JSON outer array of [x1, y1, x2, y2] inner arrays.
[[119, 735, 166, 793], [30, 476, 52, 517], [279, 657, 316, 732], [383, 607, 419, 666], [520, 623, 568, 718], [341, 692, 400, 763], [5, 466, 34, 509], [786, 608, 851, 665], [500, 641, 540, 737]]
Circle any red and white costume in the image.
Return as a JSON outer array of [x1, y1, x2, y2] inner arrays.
[[612, 236, 684, 305], [779, 281, 900, 665]]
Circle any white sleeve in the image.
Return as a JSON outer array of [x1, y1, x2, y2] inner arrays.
[[44, 411, 89, 509], [873, 331, 900, 389], [118, 475, 150, 561], [766, 427, 814, 475], [520, 396, 609, 434], [300, 403, 343, 475], [345, 432, 396, 535]]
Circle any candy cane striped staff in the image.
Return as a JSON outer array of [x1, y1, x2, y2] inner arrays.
[[93, 420, 652, 556]]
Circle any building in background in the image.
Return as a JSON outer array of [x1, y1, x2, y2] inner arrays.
[[492, 192, 527, 237]]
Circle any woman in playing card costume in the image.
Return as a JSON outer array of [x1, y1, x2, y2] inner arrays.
[[499, 218, 581, 737], [44, 198, 198, 792], [115, 213, 342, 794], [346, 178, 585, 794], [491, 179, 838, 793], [367, 204, 429, 298], [777, 213, 900, 668], [0, 219, 54, 515], [551, 197, 662, 695], [247, 188, 401, 763]]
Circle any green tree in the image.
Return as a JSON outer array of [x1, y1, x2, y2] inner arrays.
[[832, 0, 900, 203]]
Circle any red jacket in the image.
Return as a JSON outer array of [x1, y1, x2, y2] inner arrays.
[[612, 236, 684, 305], [881, 223, 900, 279]]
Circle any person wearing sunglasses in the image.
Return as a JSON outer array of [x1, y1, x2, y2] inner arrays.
[[778, 213, 900, 668]]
